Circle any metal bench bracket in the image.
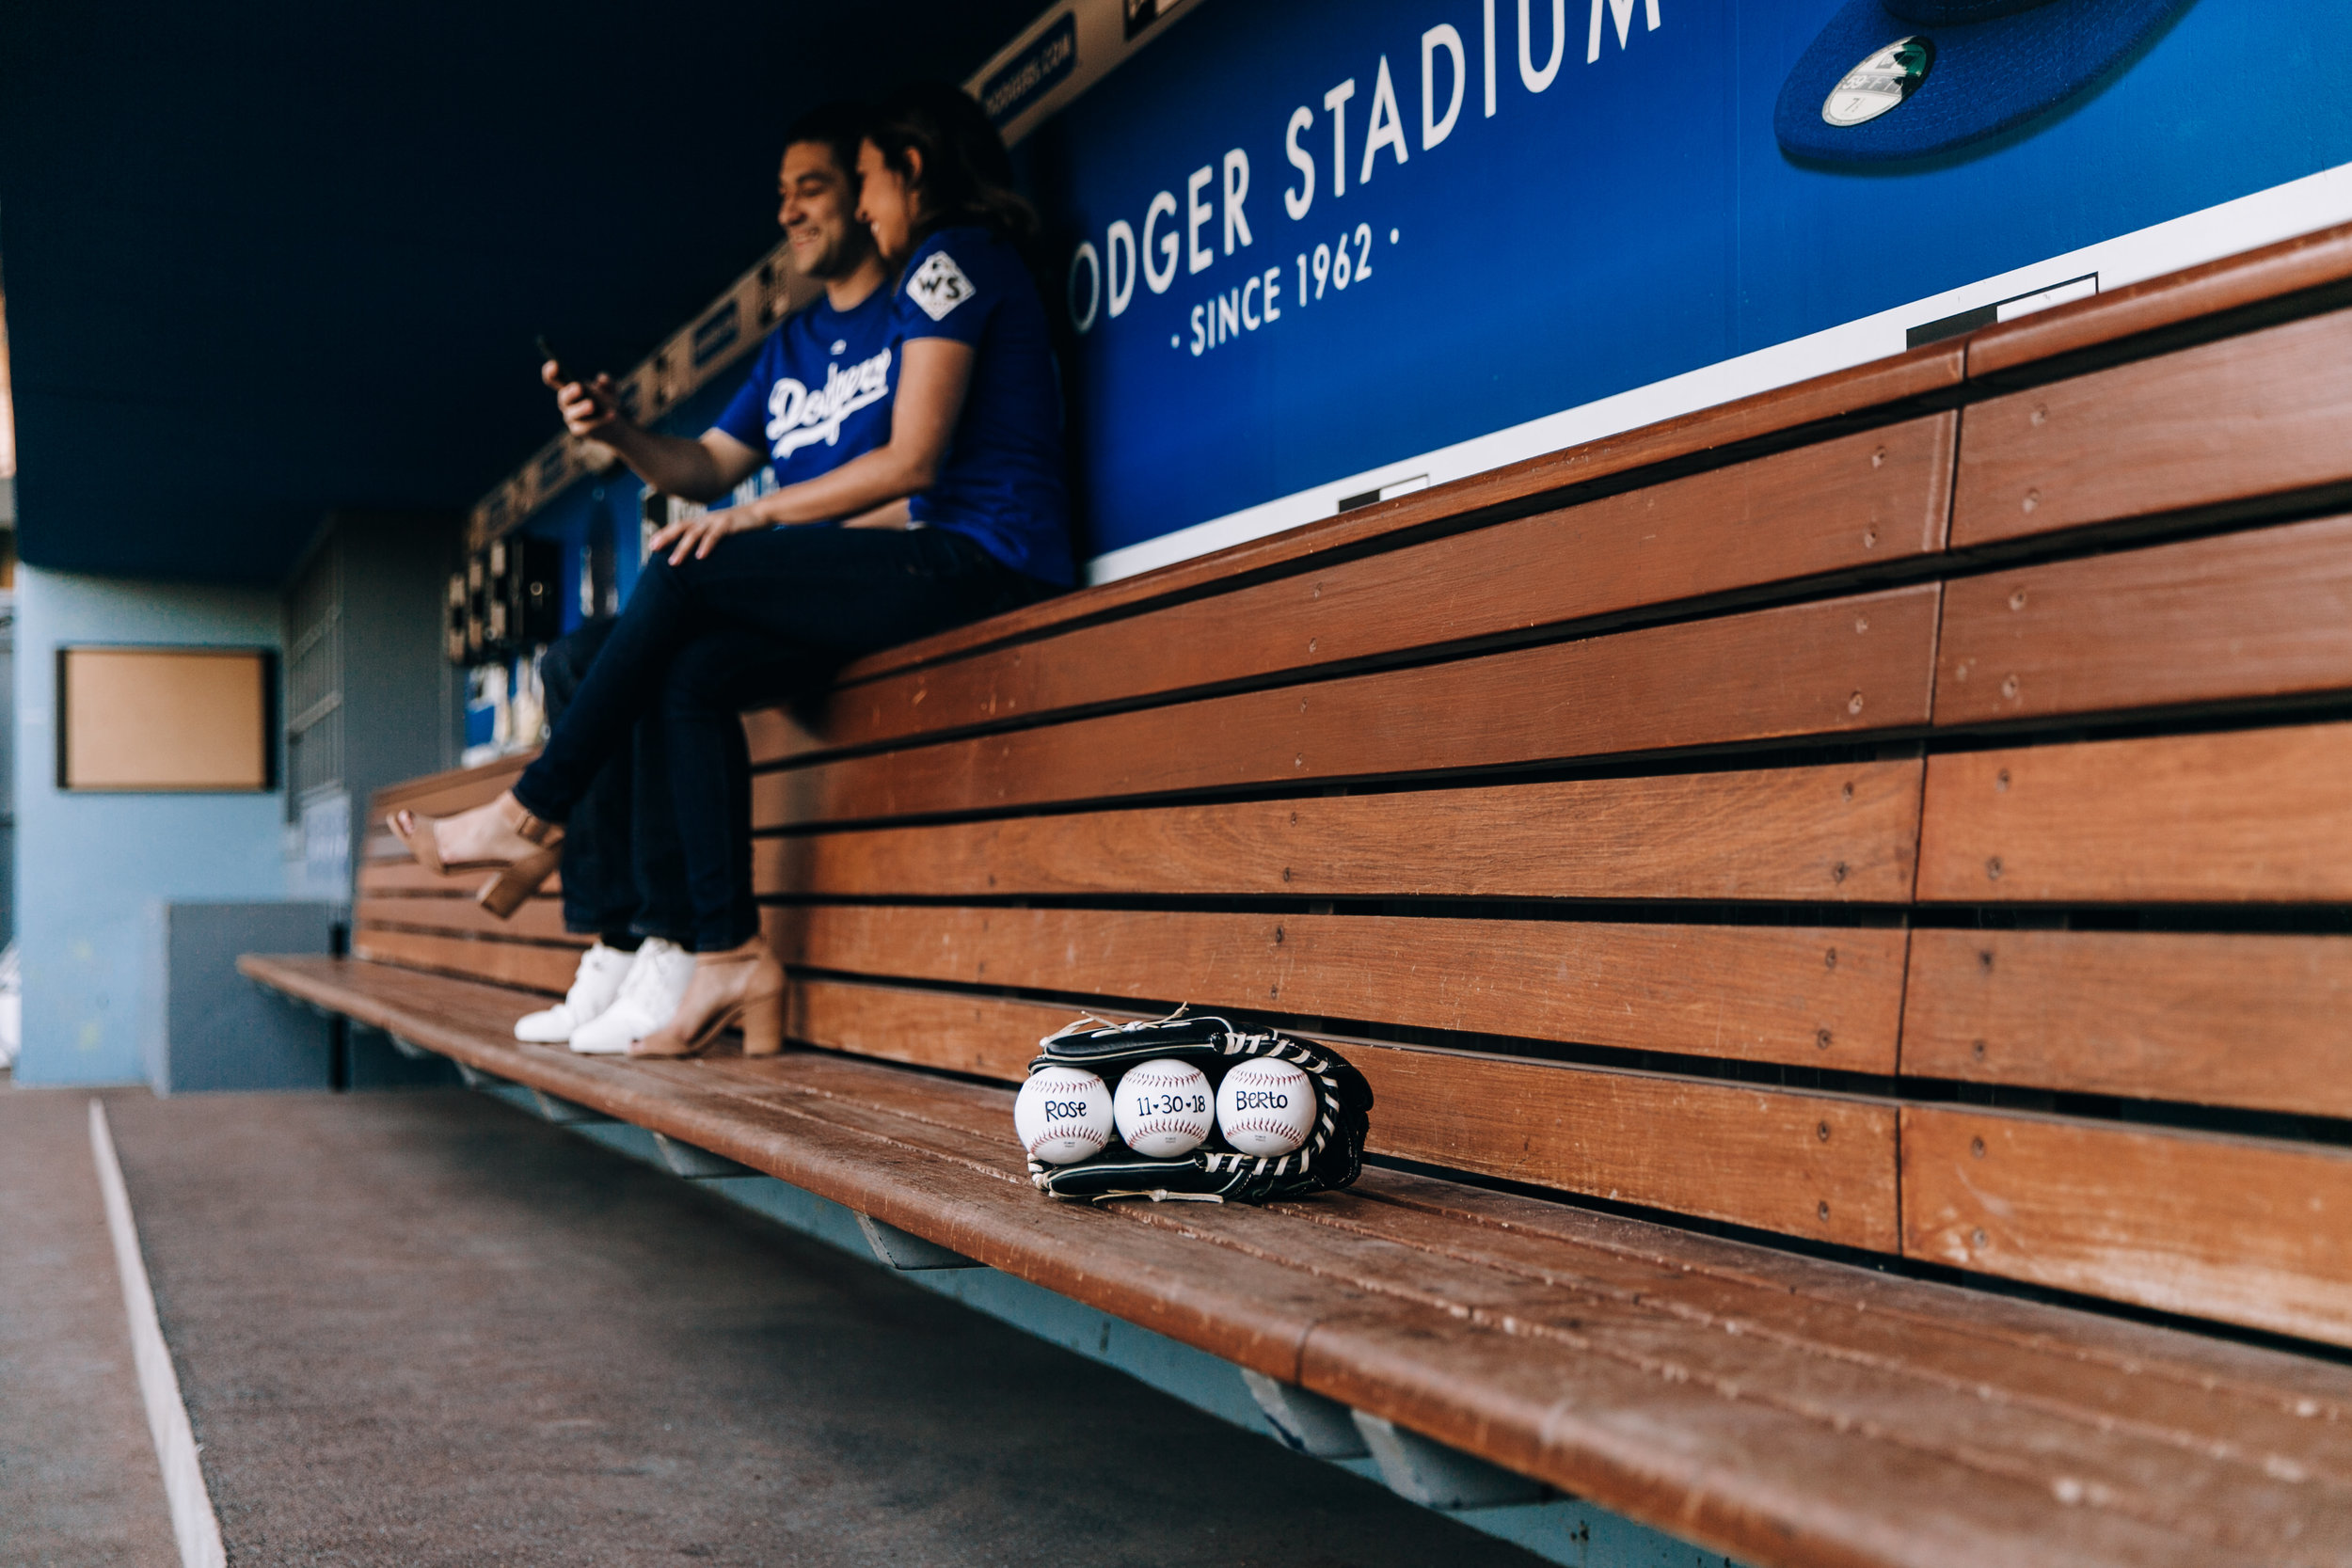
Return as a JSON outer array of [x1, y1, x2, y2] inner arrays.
[[529, 1087, 612, 1125], [652, 1131, 755, 1180], [854, 1212, 980, 1271], [1240, 1369, 1370, 1457], [1352, 1412, 1548, 1510]]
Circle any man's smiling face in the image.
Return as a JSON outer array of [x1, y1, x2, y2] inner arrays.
[[777, 141, 871, 283]]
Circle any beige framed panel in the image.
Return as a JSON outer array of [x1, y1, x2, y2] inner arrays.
[[57, 645, 276, 792]]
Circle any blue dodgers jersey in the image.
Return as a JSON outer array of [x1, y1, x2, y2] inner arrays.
[[893, 226, 1073, 586], [712, 286, 897, 486]]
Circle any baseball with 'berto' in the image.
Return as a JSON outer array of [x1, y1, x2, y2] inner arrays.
[[1216, 1056, 1316, 1158]]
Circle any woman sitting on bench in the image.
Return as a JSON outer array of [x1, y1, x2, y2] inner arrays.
[[390, 83, 1072, 1057]]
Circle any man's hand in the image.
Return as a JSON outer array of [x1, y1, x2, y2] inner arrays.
[[543, 360, 622, 437], [647, 503, 763, 565]]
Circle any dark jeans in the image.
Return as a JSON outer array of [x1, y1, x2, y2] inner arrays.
[[540, 618, 693, 947], [515, 525, 1058, 950]]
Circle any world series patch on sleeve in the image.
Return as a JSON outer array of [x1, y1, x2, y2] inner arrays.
[[1012, 1013, 1374, 1203]]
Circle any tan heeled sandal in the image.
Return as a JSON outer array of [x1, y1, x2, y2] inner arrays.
[[628, 939, 786, 1059], [386, 792, 564, 919]]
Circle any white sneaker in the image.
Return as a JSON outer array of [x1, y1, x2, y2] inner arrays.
[[515, 942, 634, 1043], [568, 937, 696, 1054]]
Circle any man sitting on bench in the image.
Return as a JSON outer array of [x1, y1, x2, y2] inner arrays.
[[515, 99, 897, 1053]]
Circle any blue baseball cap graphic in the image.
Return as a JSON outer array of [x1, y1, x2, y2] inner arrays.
[[1774, 0, 2196, 165]]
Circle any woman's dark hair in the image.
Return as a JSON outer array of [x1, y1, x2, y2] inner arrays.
[[867, 82, 1036, 245]]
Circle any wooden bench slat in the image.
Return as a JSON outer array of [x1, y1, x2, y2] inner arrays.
[[1953, 308, 2352, 548], [1935, 514, 2352, 725], [764, 758, 1921, 904], [356, 894, 580, 944], [1359, 1044, 1898, 1249], [1902, 1105, 2352, 1348], [1333, 1174, 2352, 1464], [779, 974, 1899, 1249], [785, 973, 1056, 1081], [1915, 721, 2352, 902], [1965, 219, 2352, 379], [770, 904, 1908, 1073], [828, 343, 1968, 689], [771, 418, 1957, 762], [758, 586, 1940, 826], [350, 928, 577, 993], [1142, 1191, 2351, 1551], [1303, 1303, 2227, 1568], [1901, 928, 2352, 1117]]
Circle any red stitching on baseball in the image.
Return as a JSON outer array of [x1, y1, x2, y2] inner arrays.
[[1027, 1128, 1108, 1157]]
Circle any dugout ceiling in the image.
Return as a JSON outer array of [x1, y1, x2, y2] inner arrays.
[[0, 0, 1041, 584]]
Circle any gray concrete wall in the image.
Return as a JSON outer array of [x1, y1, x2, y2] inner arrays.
[[154, 902, 333, 1093]]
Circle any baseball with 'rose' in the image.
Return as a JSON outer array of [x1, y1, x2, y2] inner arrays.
[[1015, 1065, 1115, 1164]]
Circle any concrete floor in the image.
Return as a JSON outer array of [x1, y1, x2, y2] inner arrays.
[[0, 1086, 179, 1568], [8, 1085, 1543, 1567]]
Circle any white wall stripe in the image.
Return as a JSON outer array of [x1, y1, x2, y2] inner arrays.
[[88, 1099, 228, 1568]]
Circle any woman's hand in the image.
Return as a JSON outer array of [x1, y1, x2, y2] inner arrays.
[[647, 503, 764, 564]]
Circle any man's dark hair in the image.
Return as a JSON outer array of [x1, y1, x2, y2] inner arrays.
[[782, 100, 873, 181], [867, 82, 1036, 245]]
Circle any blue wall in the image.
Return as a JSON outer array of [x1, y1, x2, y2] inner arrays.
[[12, 566, 288, 1086], [1035, 0, 2352, 561]]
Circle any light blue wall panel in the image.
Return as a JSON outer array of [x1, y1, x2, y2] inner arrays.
[[13, 566, 288, 1086]]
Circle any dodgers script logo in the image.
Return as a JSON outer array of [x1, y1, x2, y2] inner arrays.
[[766, 347, 893, 458], [907, 251, 977, 322]]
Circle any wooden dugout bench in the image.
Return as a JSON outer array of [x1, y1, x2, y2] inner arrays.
[[246, 223, 2352, 1568]]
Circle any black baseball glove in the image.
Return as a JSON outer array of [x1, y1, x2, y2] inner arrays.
[[1023, 1013, 1373, 1203]]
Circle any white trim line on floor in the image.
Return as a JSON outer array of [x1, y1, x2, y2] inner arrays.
[[88, 1099, 228, 1568]]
